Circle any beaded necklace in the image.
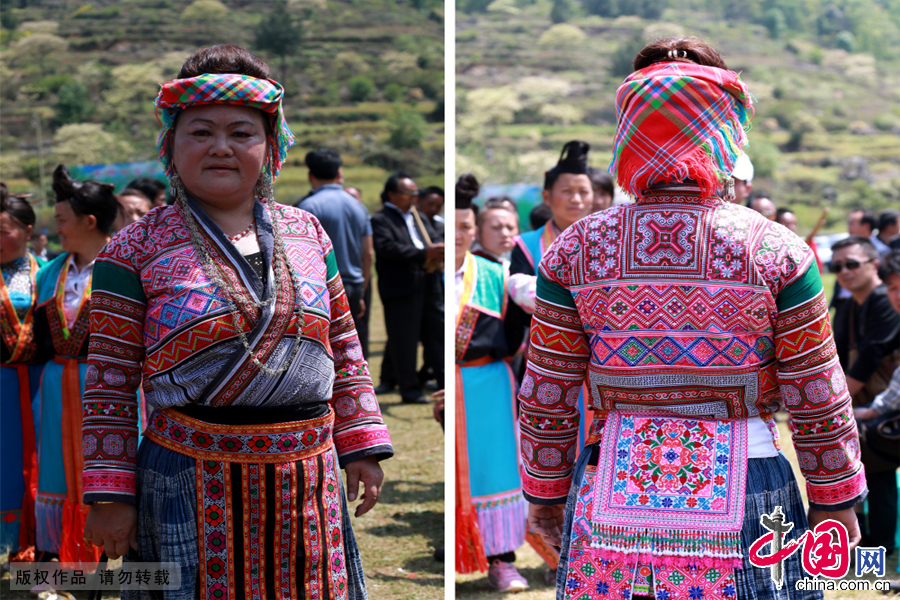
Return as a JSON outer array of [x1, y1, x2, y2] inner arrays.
[[171, 174, 304, 376], [229, 217, 255, 243]]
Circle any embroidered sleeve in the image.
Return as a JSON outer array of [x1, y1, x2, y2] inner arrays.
[[82, 244, 148, 504], [317, 222, 393, 466], [518, 242, 591, 505], [774, 265, 867, 510], [752, 221, 815, 297]]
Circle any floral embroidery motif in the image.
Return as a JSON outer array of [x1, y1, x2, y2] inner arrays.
[[594, 414, 747, 529]]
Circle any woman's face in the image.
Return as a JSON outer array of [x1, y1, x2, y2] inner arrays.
[[116, 194, 152, 230], [55, 200, 95, 254], [478, 208, 518, 257], [543, 173, 593, 231], [591, 190, 613, 213], [172, 104, 269, 208], [0, 212, 32, 263], [456, 208, 476, 267]]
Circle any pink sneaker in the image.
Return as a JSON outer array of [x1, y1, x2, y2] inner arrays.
[[488, 560, 529, 593]]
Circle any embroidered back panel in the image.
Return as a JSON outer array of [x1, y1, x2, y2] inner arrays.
[[540, 194, 812, 419]]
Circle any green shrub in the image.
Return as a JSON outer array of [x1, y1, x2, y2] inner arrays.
[[412, 71, 442, 99], [349, 76, 375, 103], [54, 79, 93, 124], [835, 30, 856, 52], [550, 0, 574, 23], [383, 82, 405, 102], [388, 108, 427, 149], [763, 8, 786, 39], [611, 33, 645, 77]]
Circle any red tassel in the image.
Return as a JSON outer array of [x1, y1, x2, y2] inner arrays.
[[59, 500, 100, 567], [455, 366, 489, 574], [617, 146, 721, 199]]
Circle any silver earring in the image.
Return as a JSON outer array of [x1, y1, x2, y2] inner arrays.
[[723, 178, 735, 203], [169, 172, 188, 206], [255, 171, 274, 202]]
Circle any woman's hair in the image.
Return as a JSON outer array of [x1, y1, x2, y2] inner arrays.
[[0, 184, 36, 230], [587, 167, 614, 198], [51, 164, 120, 235], [477, 196, 518, 229], [178, 44, 269, 79], [529, 203, 553, 230], [126, 177, 166, 202], [476, 205, 518, 230], [544, 140, 590, 191], [633, 37, 727, 71], [455, 173, 480, 216]]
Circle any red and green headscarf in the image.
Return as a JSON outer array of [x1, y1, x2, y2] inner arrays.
[[609, 62, 754, 200], [155, 73, 296, 179]]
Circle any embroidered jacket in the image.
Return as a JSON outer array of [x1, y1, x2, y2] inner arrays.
[[519, 184, 867, 511], [82, 200, 393, 503], [1, 254, 41, 364]]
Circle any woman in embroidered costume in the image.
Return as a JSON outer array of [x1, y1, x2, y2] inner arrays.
[[520, 38, 867, 600], [0, 189, 44, 555], [455, 175, 555, 591], [81, 45, 392, 599], [31, 165, 119, 564], [509, 142, 597, 449]]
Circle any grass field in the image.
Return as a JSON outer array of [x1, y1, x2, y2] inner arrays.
[[0, 286, 445, 600]]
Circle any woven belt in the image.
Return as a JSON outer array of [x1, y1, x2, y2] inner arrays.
[[145, 406, 334, 463]]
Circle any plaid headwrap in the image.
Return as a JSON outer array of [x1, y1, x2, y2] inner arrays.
[[609, 62, 754, 199], [155, 73, 296, 179]]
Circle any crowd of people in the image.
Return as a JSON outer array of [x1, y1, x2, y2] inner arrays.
[[454, 35, 899, 600]]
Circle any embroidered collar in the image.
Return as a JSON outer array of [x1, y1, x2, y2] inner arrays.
[[635, 182, 724, 207]]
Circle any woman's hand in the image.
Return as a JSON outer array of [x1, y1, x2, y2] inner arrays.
[[807, 507, 862, 551], [83, 502, 138, 559], [528, 503, 566, 546], [431, 390, 445, 424], [345, 456, 384, 517]]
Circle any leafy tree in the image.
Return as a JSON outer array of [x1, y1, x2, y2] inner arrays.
[[54, 80, 93, 124], [388, 108, 427, 149], [763, 8, 787, 39], [835, 30, 856, 52], [348, 76, 375, 102], [9, 33, 67, 73], [103, 63, 164, 123], [582, 0, 617, 17], [1, 4, 19, 31], [383, 82, 405, 102], [254, 4, 304, 87], [550, 0, 574, 23], [51, 124, 133, 167], [538, 23, 586, 46], [611, 33, 645, 77], [182, 0, 228, 21]]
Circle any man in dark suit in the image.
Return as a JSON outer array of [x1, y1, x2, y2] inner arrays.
[[371, 172, 445, 403]]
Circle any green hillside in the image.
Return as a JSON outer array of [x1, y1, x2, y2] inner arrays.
[[456, 0, 900, 235], [0, 0, 444, 229]]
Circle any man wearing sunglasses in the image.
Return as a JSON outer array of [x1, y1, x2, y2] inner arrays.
[[831, 236, 900, 402]]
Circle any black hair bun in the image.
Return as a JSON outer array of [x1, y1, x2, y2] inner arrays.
[[557, 140, 590, 174], [456, 173, 480, 209]]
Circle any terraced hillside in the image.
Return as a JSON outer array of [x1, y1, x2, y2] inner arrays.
[[1, 0, 444, 231], [457, 0, 900, 234]]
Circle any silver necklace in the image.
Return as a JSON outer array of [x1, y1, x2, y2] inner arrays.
[[170, 173, 305, 376]]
